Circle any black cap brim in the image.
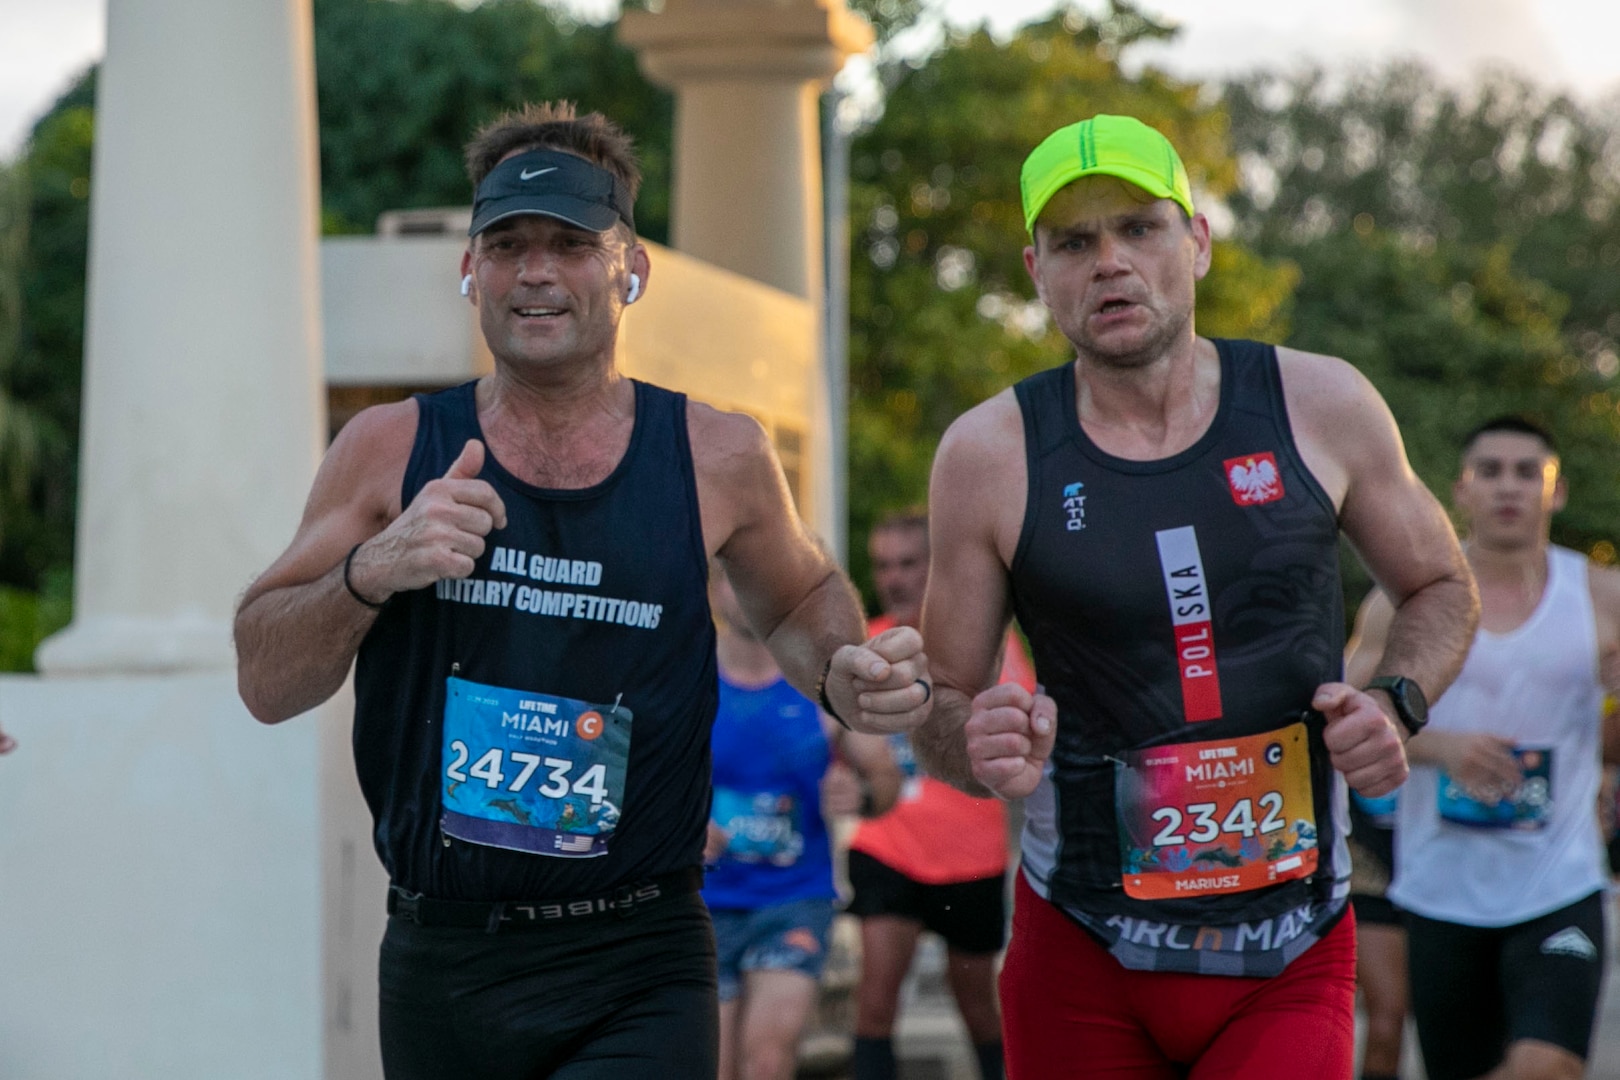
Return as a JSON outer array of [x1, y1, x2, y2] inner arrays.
[[468, 194, 621, 238]]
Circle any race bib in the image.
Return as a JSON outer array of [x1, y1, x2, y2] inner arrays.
[[440, 676, 632, 858], [889, 733, 924, 803], [1115, 722, 1318, 900], [712, 787, 805, 866], [1438, 747, 1552, 830]]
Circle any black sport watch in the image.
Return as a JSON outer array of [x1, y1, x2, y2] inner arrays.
[[1366, 675, 1428, 737]]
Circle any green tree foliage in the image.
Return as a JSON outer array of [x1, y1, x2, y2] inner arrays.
[[1225, 63, 1620, 362], [1, 72, 94, 598], [845, 0, 927, 45], [844, 2, 1299, 591], [313, 0, 673, 240], [1222, 63, 1620, 571]]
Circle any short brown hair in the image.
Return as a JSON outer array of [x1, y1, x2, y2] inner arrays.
[[872, 507, 928, 542], [464, 101, 642, 226]]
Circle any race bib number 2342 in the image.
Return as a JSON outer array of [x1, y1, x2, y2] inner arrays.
[[1115, 723, 1318, 900]]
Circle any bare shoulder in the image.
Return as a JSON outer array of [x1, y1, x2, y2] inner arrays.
[[931, 387, 1026, 559], [1275, 346, 1394, 443], [933, 388, 1025, 485], [1275, 346, 1405, 509], [316, 397, 420, 522], [685, 397, 775, 480], [685, 398, 797, 561], [240, 398, 418, 605]]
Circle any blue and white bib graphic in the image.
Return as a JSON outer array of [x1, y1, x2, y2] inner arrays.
[[440, 676, 632, 858], [712, 786, 805, 866], [888, 732, 924, 801], [1350, 790, 1398, 828], [1438, 747, 1551, 831]]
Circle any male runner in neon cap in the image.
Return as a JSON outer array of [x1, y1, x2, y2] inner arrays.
[[913, 113, 1479, 1077]]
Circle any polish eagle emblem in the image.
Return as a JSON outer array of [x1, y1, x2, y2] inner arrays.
[[1223, 452, 1284, 506]]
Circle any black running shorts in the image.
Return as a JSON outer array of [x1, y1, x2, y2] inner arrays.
[[1405, 890, 1606, 1080], [378, 889, 717, 1079], [845, 848, 1007, 955]]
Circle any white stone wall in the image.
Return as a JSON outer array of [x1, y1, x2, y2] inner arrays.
[[0, 674, 329, 1080]]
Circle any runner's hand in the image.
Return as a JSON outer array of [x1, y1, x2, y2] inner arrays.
[[0, 724, 15, 755], [819, 759, 862, 817], [703, 822, 730, 864], [348, 440, 508, 602], [1315, 682, 1408, 797], [1443, 733, 1523, 804], [965, 682, 1056, 800], [825, 625, 931, 735]]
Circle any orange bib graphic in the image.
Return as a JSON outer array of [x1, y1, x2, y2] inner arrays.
[[1115, 722, 1317, 900]]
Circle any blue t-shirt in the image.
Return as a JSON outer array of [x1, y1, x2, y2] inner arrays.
[[703, 673, 835, 910]]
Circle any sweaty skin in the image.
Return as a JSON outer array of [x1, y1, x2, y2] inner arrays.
[[913, 175, 1477, 801]]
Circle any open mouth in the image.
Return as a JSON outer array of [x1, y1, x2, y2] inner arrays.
[[1097, 298, 1134, 315], [515, 306, 567, 319]]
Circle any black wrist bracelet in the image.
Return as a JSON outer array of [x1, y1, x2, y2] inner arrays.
[[816, 656, 851, 730], [343, 543, 387, 611]]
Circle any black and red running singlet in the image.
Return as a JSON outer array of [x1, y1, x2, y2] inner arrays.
[[1009, 339, 1351, 976]]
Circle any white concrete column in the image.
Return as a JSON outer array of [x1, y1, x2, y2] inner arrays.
[[36, 0, 326, 673], [618, 0, 871, 547]]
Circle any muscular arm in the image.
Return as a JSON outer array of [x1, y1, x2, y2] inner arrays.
[[691, 404, 927, 733], [1283, 349, 1479, 714], [693, 404, 863, 694], [913, 393, 1028, 795], [235, 402, 507, 724], [234, 404, 415, 722]]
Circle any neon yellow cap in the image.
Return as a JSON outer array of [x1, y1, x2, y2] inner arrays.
[[1020, 114, 1194, 234]]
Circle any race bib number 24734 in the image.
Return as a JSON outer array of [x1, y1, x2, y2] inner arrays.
[[440, 676, 633, 859]]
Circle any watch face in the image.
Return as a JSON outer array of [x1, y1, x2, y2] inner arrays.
[[1398, 678, 1428, 722]]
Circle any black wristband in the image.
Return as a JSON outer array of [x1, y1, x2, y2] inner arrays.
[[343, 543, 387, 611], [816, 656, 851, 730]]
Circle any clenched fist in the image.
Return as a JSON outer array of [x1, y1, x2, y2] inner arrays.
[[965, 682, 1057, 799], [348, 439, 508, 604]]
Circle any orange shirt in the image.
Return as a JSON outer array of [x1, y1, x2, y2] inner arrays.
[[848, 615, 1036, 884]]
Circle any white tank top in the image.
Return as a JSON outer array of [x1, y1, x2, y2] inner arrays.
[[1390, 546, 1607, 926]]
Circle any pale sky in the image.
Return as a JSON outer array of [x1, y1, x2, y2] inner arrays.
[[3, 0, 1619, 158]]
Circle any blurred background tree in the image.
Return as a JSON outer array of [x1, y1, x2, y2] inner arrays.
[[2, 0, 1617, 663], [313, 0, 673, 240], [1223, 62, 1620, 598]]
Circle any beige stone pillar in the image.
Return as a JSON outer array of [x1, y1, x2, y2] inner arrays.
[[620, 0, 871, 301], [618, 0, 871, 546], [35, 0, 325, 674]]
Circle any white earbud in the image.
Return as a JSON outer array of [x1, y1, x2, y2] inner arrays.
[[459, 274, 473, 297], [626, 273, 642, 304]]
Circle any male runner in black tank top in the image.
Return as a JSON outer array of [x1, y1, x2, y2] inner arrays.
[[234, 103, 933, 1080], [912, 114, 1478, 1079]]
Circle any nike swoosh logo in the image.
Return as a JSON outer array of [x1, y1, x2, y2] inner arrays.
[[520, 167, 558, 180]]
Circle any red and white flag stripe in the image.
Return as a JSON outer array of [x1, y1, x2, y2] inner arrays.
[[1155, 526, 1223, 722]]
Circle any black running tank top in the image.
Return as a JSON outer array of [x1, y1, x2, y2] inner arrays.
[[352, 379, 717, 901], [1009, 339, 1347, 925]]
